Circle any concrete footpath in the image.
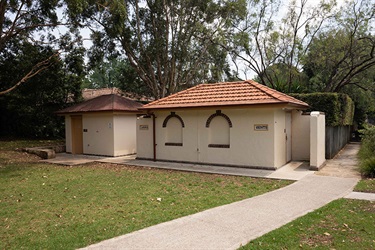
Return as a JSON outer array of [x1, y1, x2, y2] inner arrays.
[[43, 143, 370, 249], [82, 175, 358, 250], [44, 155, 313, 181]]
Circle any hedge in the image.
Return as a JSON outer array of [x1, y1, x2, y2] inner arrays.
[[291, 93, 354, 126], [358, 125, 375, 177]]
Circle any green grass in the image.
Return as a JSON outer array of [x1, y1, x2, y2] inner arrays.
[[0, 140, 292, 249], [242, 199, 375, 249], [0, 139, 64, 151], [354, 179, 375, 193]]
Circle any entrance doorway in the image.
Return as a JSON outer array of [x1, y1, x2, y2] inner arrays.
[[285, 112, 292, 162], [71, 115, 83, 154]]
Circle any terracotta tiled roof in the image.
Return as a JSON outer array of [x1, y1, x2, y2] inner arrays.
[[82, 88, 123, 100], [82, 88, 153, 102], [56, 94, 143, 114], [142, 80, 309, 109]]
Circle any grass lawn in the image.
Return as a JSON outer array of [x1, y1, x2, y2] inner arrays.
[[243, 199, 375, 249], [0, 140, 291, 249], [354, 179, 375, 193], [242, 178, 375, 249]]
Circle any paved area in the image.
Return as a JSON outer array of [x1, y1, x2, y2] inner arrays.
[[41, 153, 106, 165], [81, 175, 358, 250], [43, 154, 313, 181], [103, 158, 313, 181], [345, 191, 375, 201], [43, 143, 373, 249], [317, 143, 361, 178]]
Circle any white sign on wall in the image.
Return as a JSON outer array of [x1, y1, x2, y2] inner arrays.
[[139, 125, 149, 130], [254, 124, 268, 131]]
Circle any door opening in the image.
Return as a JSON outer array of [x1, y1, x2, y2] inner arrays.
[[71, 115, 83, 154], [285, 112, 292, 162]]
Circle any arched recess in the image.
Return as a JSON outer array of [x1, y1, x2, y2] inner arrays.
[[206, 110, 231, 148], [163, 112, 184, 146], [206, 110, 232, 128]]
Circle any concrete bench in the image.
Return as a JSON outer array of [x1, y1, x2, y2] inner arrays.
[[23, 145, 66, 159]]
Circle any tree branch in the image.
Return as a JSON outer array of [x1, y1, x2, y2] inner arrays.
[[0, 52, 60, 95]]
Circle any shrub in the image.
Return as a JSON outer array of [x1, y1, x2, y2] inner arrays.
[[291, 93, 354, 126], [358, 125, 375, 177], [360, 157, 375, 178]]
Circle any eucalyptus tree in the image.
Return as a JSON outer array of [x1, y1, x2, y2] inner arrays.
[[303, 0, 375, 92], [84, 57, 149, 96], [0, 40, 85, 137], [72, 0, 246, 99], [226, 0, 337, 91], [0, 0, 85, 95], [0, 0, 86, 137]]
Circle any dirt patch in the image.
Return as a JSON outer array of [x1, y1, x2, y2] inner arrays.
[[301, 233, 333, 247], [0, 150, 41, 165]]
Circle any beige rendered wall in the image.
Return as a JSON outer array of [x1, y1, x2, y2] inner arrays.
[[82, 114, 115, 156], [310, 112, 326, 169], [273, 109, 287, 168], [113, 114, 137, 156], [65, 115, 72, 153], [156, 110, 199, 163], [136, 116, 154, 159], [139, 108, 279, 168], [291, 110, 310, 161]]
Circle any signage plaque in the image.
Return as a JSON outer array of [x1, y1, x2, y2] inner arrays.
[[254, 124, 268, 131], [139, 125, 149, 130]]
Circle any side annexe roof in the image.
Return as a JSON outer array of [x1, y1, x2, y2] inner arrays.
[[56, 94, 143, 114]]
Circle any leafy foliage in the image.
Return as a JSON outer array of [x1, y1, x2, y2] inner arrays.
[[291, 93, 354, 126], [358, 125, 375, 177], [342, 84, 375, 127], [303, 28, 375, 92], [254, 63, 309, 93], [0, 0, 86, 95], [229, 0, 337, 90], [83, 58, 149, 96], [75, 0, 246, 99], [0, 41, 84, 138]]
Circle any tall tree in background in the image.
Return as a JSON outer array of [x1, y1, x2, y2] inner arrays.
[[226, 0, 336, 91], [254, 63, 308, 92], [0, 39, 85, 137], [0, 0, 85, 95], [83, 57, 149, 96], [303, 0, 375, 92], [73, 0, 246, 99]]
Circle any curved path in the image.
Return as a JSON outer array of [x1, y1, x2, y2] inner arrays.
[[81, 145, 361, 250]]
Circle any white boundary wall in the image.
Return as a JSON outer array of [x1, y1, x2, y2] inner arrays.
[[291, 110, 310, 161], [310, 112, 326, 169]]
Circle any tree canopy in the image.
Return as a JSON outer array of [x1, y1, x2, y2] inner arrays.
[[1, 0, 375, 138], [0, 0, 85, 137], [0, 40, 84, 137], [0, 0, 85, 95], [74, 0, 246, 99], [303, 0, 375, 92]]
